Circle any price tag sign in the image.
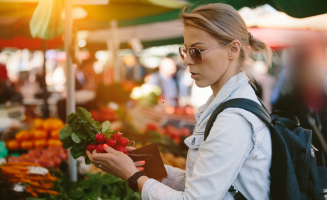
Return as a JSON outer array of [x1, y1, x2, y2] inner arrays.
[[27, 166, 49, 176]]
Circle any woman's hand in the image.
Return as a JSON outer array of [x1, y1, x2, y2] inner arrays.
[[86, 145, 145, 181]]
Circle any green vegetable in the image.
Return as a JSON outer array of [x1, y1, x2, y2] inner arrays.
[[59, 126, 73, 144], [71, 133, 81, 143], [59, 107, 113, 164], [38, 172, 141, 200], [102, 120, 111, 133]]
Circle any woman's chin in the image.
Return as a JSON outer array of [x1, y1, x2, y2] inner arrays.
[[194, 80, 209, 88]]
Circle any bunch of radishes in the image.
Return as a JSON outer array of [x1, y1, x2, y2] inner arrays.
[[86, 132, 134, 154]]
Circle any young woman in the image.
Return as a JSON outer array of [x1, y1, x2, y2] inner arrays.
[[86, 3, 272, 199]]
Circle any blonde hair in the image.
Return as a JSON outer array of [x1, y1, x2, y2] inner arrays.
[[181, 3, 272, 70]]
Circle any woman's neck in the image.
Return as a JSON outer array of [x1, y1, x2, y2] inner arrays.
[[211, 65, 240, 97]]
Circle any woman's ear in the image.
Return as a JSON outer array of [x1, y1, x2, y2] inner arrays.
[[228, 40, 241, 60]]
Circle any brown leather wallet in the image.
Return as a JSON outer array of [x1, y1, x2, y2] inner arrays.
[[128, 143, 167, 181]]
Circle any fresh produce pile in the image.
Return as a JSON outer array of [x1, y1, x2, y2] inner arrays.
[[165, 105, 194, 116], [6, 118, 64, 150], [160, 152, 186, 170], [59, 107, 134, 164], [89, 106, 119, 122], [36, 172, 141, 200], [162, 125, 191, 144], [7, 146, 67, 168], [0, 162, 58, 198]]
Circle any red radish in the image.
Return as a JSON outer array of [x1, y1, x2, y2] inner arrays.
[[112, 133, 122, 143], [87, 144, 97, 152], [106, 139, 116, 147], [96, 144, 106, 153], [119, 137, 130, 147], [95, 133, 106, 144], [113, 145, 127, 154]]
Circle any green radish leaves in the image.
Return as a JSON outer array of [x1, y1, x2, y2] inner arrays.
[[72, 133, 81, 143], [59, 107, 111, 163], [102, 120, 111, 133]]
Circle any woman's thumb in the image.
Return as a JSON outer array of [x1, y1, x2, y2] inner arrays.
[[103, 144, 119, 156]]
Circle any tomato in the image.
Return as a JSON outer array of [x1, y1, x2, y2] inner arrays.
[[6, 140, 19, 150], [146, 123, 158, 131], [52, 156, 61, 167], [180, 128, 191, 136], [34, 139, 47, 148], [20, 141, 34, 149], [90, 110, 99, 121], [28, 149, 43, 157], [36, 158, 55, 168], [19, 154, 36, 162], [47, 139, 62, 147]]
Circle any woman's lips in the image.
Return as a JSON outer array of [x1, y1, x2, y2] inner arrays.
[[191, 72, 199, 79]]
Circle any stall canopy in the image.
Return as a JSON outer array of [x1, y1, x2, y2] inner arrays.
[[84, 5, 327, 51], [1, 0, 327, 38], [0, 0, 185, 49]]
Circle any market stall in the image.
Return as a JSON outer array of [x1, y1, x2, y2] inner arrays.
[[1, 0, 327, 199]]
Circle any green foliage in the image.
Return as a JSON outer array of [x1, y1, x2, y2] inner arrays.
[[59, 107, 112, 164], [37, 172, 141, 200]]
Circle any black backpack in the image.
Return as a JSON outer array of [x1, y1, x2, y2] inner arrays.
[[204, 98, 327, 200]]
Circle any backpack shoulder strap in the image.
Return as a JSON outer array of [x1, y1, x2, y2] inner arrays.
[[204, 98, 273, 141]]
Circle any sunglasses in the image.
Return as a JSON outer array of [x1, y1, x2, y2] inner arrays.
[[179, 43, 227, 64]]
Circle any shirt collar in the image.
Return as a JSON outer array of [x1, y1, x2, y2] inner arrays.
[[195, 72, 250, 123]]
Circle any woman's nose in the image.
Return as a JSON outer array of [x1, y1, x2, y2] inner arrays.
[[183, 51, 195, 67]]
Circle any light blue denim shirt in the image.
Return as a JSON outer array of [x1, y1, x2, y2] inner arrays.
[[142, 72, 272, 200]]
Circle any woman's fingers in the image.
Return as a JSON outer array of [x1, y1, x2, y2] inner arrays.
[[103, 144, 120, 156], [136, 167, 145, 171], [86, 150, 93, 162], [126, 147, 136, 151], [134, 160, 145, 167]]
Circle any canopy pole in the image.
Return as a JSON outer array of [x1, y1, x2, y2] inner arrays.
[[65, 0, 77, 182], [111, 20, 120, 83], [42, 40, 49, 118]]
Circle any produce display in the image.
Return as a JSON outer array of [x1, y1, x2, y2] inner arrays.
[[89, 106, 119, 122], [7, 146, 67, 168], [0, 162, 58, 198], [5, 118, 64, 150], [59, 107, 134, 165], [1, 99, 194, 199], [40, 172, 141, 200]]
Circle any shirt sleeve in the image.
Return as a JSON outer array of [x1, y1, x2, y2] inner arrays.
[[161, 165, 186, 191], [142, 109, 254, 200]]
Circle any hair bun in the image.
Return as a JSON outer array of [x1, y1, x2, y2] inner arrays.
[[248, 32, 253, 41]]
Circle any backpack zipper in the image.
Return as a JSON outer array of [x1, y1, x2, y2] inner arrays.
[[312, 145, 318, 151]]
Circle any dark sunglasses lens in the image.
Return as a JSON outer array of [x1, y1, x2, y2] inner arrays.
[[189, 48, 202, 64], [179, 47, 186, 60]]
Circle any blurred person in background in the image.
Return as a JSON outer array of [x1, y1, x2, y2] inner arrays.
[[250, 60, 275, 109], [273, 45, 327, 166], [167, 53, 193, 106], [146, 57, 179, 106], [0, 64, 22, 104]]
